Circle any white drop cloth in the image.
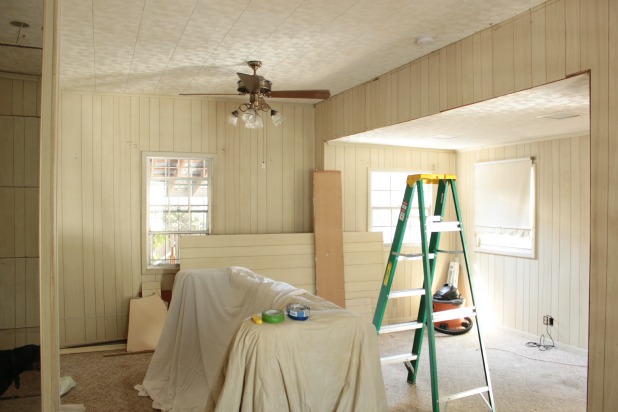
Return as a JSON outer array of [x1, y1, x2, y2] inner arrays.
[[136, 267, 387, 412]]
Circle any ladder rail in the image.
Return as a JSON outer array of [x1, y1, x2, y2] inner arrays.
[[449, 179, 495, 410], [417, 179, 441, 411], [408, 179, 449, 385]]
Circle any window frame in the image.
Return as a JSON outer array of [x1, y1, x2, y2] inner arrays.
[[368, 168, 433, 246], [142, 152, 214, 271]]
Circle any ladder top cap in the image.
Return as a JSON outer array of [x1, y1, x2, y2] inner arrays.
[[407, 174, 457, 186]]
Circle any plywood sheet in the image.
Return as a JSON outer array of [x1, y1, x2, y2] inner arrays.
[[313, 171, 345, 307]]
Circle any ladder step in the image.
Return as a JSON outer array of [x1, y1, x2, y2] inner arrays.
[[440, 386, 489, 403], [379, 321, 424, 334], [426, 220, 461, 232], [392, 252, 435, 261], [389, 288, 426, 299], [380, 353, 418, 365], [432, 306, 476, 323]]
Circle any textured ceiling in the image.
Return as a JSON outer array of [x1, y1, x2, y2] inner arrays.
[[334, 74, 590, 151], [55, 0, 545, 97]]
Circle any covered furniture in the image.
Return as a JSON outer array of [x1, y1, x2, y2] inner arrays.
[[136, 266, 387, 412]]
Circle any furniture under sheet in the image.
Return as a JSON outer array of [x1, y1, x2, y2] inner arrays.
[[136, 267, 388, 412]]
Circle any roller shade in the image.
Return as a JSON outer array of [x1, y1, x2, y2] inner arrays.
[[474, 158, 535, 257]]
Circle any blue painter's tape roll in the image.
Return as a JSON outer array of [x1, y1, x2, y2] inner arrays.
[[286, 303, 310, 321]]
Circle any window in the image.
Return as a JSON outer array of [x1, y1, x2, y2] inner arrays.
[[369, 170, 432, 245], [145, 154, 212, 268], [474, 157, 535, 258]]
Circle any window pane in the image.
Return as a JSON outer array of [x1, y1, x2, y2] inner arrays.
[[146, 156, 211, 267], [369, 170, 431, 245], [372, 209, 391, 227], [371, 190, 391, 207], [371, 172, 391, 190]]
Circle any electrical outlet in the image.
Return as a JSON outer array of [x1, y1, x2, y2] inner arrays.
[[543, 315, 554, 326]]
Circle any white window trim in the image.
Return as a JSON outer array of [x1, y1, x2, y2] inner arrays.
[[368, 168, 433, 246], [141, 151, 215, 273]]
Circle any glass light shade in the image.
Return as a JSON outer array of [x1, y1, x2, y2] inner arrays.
[[227, 110, 239, 126], [241, 108, 257, 123], [271, 110, 285, 127], [245, 114, 264, 129]]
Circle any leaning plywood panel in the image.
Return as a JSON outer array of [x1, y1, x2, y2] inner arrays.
[[313, 171, 345, 307], [180, 233, 316, 291]]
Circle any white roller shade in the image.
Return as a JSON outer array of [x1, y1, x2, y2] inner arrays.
[[474, 158, 535, 258]]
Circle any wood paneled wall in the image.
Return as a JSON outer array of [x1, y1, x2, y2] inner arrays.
[[324, 143, 458, 324], [317, 1, 616, 408], [57, 92, 315, 346], [457, 136, 590, 350], [0, 74, 41, 350]]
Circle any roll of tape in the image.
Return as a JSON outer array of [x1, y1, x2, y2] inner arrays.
[[262, 309, 285, 324], [286, 303, 310, 321]]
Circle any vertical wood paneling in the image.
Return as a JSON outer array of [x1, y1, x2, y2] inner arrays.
[[513, 11, 533, 92], [457, 135, 589, 349], [397, 66, 411, 123], [531, 6, 547, 87], [565, 0, 581, 75], [492, 21, 515, 97], [461, 36, 474, 105], [546, 0, 567, 82], [56, 92, 316, 346], [588, 0, 609, 407], [480, 29, 494, 100], [0, 116, 14, 187], [603, 0, 617, 406]]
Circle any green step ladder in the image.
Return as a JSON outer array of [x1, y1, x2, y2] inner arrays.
[[372, 174, 495, 412]]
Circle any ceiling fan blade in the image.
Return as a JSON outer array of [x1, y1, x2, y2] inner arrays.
[[179, 93, 243, 96], [237, 72, 261, 94], [267, 90, 331, 100]]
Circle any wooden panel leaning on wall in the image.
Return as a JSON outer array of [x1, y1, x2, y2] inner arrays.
[[179, 232, 384, 323]]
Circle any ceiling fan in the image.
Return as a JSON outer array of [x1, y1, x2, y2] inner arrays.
[[180, 61, 330, 128]]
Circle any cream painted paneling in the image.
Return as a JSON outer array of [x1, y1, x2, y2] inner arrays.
[[324, 143, 458, 324], [0, 74, 41, 350], [457, 136, 590, 350], [317, 1, 618, 408], [57, 92, 315, 346]]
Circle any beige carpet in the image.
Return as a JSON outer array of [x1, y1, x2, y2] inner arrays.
[[0, 326, 587, 411]]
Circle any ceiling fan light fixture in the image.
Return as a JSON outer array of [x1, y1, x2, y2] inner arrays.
[[271, 110, 285, 127], [228, 110, 239, 126]]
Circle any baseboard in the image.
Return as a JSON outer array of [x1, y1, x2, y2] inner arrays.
[[493, 324, 588, 357], [60, 342, 127, 355]]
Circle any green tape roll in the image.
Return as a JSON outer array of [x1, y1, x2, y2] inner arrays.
[[262, 309, 285, 324]]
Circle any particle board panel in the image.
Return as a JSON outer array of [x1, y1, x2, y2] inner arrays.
[[313, 170, 345, 307]]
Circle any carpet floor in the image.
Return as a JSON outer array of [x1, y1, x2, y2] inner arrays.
[[0, 326, 587, 411]]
